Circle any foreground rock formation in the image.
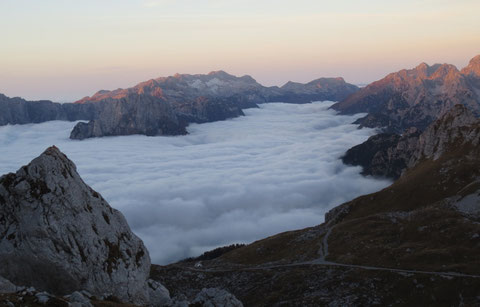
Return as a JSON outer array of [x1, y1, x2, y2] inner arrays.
[[0, 146, 244, 306], [0, 147, 152, 304], [331, 54, 480, 133]]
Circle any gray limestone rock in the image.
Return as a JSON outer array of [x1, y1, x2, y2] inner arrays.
[[35, 291, 53, 304], [0, 146, 151, 304], [408, 104, 480, 167], [70, 94, 187, 140], [343, 104, 480, 179], [67, 291, 93, 307], [192, 288, 243, 307], [0, 276, 17, 294], [146, 279, 172, 307]]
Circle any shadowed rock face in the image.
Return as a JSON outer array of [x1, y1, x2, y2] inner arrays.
[[341, 128, 420, 179], [0, 94, 95, 126], [70, 94, 188, 140], [0, 147, 151, 304], [342, 104, 480, 179], [331, 55, 480, 133]]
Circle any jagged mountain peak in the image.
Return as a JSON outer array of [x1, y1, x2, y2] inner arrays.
[[331, 55, 480, 132], [0, 146, 153, 304], [28, 145, 77, 175], [461, 54, 480, 77]]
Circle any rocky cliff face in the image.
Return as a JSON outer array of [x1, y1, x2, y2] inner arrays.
[[0, 94, 95, 126], [0, 147, 152, 304], [408, 104, 480, 167], [70, 94, 187, 140], [331, 55, 480, 133], [341, 127, 420, 179], [343, 104, 479, 179]]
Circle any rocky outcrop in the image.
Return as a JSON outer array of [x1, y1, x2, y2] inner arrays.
[[331, 55, 480, 133], [172, 96, 249, 124], [342, 128, 420, 179], [70, 94, 187, 140], [408, 104, 480, 167], [343, 104, 480, 179], [0, 147, 156, 304], [192, 288, 243, 307], [461, 54, 480, 78]]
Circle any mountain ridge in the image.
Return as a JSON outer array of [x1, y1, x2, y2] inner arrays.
[[331, 54, 480, 133], [0, 71, 359, 140]]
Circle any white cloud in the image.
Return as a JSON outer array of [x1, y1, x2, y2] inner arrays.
[[0, 102, 390, 264]]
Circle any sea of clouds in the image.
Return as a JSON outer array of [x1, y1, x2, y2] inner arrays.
[[0, 102, 391, 264]]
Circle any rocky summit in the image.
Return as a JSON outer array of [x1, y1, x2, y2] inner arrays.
[[0, 146, 153, 304], [0, 147, 244, 306], [331, 54, 480, 133]]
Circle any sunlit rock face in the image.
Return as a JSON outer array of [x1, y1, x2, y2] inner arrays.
[[0, 146, 151, 304], [331, 54, 480, 133]]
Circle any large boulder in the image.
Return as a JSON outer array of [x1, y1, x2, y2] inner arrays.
[[192, 288, 243, 307], [0, 146, 152, 304]]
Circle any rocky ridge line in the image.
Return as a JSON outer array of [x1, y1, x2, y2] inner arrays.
[[331, 54, 480, 133]]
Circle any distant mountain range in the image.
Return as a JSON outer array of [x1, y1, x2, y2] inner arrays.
[[331, 55, 480, 133], [0, 71, 358, 139]]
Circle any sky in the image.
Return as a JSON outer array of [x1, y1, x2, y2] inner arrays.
[[0, 102, 390, 264], [0, 0, 479, 101]]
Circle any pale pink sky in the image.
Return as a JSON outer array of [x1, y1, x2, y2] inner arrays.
[[0, 0, 479, 101]]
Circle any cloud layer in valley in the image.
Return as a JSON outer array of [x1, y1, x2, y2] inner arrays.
[[0, 102, 390, 264]]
